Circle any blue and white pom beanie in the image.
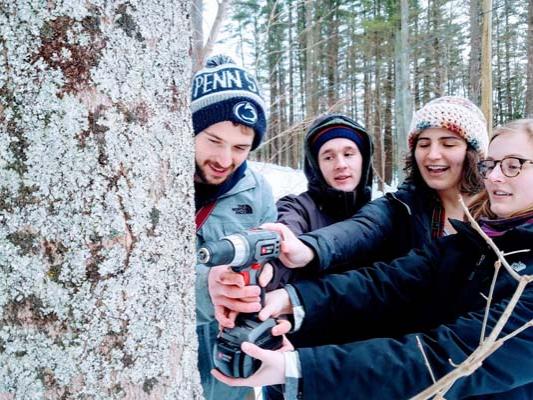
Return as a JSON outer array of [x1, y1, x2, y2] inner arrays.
[[191, 55, 267, 150]]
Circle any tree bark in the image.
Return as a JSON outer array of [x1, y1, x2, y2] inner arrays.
[[395, 0, 412, 182], [526, 0, 533, 117], [469, 0, 482, 105], [481, 0, 493, 135], [0, 2, 201, 398]]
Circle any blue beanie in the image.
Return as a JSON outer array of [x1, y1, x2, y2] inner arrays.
[[310, 125, 368, 159], [191, 55, 267, 150]]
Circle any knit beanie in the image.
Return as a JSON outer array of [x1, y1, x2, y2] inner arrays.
[[191, 55, 267, 150], [309, 118, 370, 161], [408, 96, 489, 157]]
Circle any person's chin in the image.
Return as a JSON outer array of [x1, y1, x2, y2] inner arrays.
[[489, 201, 513, 219], [206, 173, 230, 185]]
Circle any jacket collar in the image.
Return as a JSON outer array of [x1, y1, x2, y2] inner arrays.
[[450, 219, 533, 248]]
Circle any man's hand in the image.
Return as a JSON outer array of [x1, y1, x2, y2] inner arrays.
[[260, 222, 315, 268], [208, 265, 261, 328], [211, 340, 293, 387]]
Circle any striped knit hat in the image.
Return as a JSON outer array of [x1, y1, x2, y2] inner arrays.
[[191, 55, 267, 150], [408, 96, 489, 157]]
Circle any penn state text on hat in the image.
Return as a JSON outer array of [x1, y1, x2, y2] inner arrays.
[[191, 55, 267, 150]]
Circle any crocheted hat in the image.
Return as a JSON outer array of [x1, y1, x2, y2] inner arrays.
[[408, 96, 489, 156], [191, 55, 267, 150]]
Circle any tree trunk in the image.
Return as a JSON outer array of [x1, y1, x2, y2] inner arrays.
[[0, 2, 201, 398], [305, 0, 318, 117], [395, 0, 412, 182], [384, 60, 394, 185], [527, 0, 533, 117], [413, 0, 422, 110], [503, 0, 513, 120], [481, 0, 493, 134], [469, 0, 482, 105]]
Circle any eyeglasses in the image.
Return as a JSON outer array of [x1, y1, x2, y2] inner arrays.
[[477, 157, 533, 179]]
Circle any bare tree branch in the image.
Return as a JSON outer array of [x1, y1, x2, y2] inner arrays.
[[411, 198, 532, 399]]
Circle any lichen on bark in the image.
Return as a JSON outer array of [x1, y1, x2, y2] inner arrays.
[[1, 1, 200, 398]]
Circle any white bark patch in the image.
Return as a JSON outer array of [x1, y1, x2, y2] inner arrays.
[[1, 1, 201, 398]]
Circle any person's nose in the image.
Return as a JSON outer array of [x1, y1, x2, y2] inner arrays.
[[427, 143, 442, 160], [486, 161, 505, 182], [334, 155, 348, 169], [217, 146, 232, 168]]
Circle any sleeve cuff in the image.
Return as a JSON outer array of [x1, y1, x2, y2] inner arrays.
[[284, 284, 305, 331], [284, 351, 303, 399]]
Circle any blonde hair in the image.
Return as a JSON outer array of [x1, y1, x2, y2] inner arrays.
[[470, 119, 533, 220]]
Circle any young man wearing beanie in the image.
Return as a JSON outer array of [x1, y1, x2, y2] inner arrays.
[[192, 55, 276, 400]]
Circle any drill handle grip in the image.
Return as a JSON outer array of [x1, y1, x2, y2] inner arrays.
[[237, 262, 266, 307]]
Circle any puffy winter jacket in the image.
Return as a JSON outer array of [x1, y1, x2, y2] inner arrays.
[[290, 220, 533, 399], [299, 181, 440, 273], [196, 167, 276, 400], [268, 114, 373, 289]]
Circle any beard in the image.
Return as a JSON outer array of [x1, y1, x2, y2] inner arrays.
[[194, 162, 211, 184], [194, 161, 234, 185]]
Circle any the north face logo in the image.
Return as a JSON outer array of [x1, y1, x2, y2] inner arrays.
[[232, 204, 253, 214]]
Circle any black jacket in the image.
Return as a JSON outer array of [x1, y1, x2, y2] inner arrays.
[[292, 220, 533, 399], [299, 181, 440, 273], [268, 114, 373, 289]]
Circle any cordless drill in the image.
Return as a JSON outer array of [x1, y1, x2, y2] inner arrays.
[[197, 228, 283, 378]]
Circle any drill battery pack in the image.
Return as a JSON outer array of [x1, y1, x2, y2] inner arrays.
[[213, 315, 283, 378]]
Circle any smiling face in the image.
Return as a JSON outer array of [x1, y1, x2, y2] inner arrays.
[[318, 138, 363, 192], [414, 128, 468, 197], [195, 121, 254, 185], [484, 131, 533, 218]]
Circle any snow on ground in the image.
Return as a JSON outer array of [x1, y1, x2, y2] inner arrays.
[[249, 161, 307, 201]]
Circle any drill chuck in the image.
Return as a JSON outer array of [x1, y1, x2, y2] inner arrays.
[[197, 234, 249, 267]]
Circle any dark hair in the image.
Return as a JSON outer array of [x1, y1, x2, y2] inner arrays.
[[403, 142, 484, 196]]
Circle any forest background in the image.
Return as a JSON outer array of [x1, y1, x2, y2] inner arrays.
[[194, 0, 533, 189]]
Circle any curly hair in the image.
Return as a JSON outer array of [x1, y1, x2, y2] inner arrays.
[[403, 143, 484, 196]]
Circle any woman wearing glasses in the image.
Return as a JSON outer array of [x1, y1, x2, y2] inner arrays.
[[214, 119, 533, 399]]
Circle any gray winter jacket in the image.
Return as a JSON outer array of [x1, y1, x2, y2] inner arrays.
[[195, 167, 277, 325]]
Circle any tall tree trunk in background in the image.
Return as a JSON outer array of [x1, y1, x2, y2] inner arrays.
[[481, 0, 493, 133], [0, 2, 201, 398], [288, 0, 299, 168], [503, 0, 513, 119], [372, 27, 384, 192], [495, 6, 504, 124], [431, 0, 445, 96], [326, 0, 339, 109], [412, 0, 422, 110], [422, 4, 432, 103], [395, 0, 412, 182], [384, 60, 394, 185], [527, 0, 533, 117], [305, 0, 318, 117], [469, 0, 482, 104]]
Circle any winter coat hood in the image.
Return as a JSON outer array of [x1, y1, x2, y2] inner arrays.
[[303, 113, 373, 220]]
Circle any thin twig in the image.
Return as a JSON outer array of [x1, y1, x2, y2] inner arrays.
[[480, 260, 501, 344], [416, 335, 436, 384], [458, 197, 521, 281], [500, 318, 533, 342], [411, 277, 531, 400]]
